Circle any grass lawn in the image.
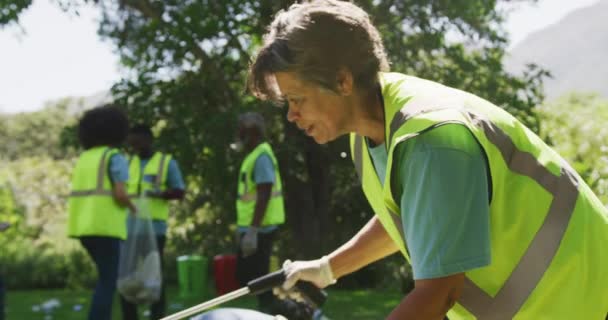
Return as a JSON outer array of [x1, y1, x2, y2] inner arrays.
[[5, 286, 402, 319]]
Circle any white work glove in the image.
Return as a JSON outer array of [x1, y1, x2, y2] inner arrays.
[[273, 256, 336, 302], [240, 226, 258, 257]]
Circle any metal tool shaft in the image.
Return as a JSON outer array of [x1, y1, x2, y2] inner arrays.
[[161, 269, 327, 320], [160, 287, 251, 320]]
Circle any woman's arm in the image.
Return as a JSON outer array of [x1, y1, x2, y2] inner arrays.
[[280, 215, 399, 291], [329, 215, 399, 279], [113, 181, 137, 213], [387, 273, 464, 320]]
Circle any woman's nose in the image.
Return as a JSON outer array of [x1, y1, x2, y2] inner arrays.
[[286, 105, 300, 123]]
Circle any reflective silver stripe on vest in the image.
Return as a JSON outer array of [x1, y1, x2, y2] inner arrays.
[[238, 190, 283, 202], [389, 104, 457, 144], [387, 207, 406, 240], [70, 148, 114, 197], [457, 113, 579, 319], [70, 190, 114, 197], [155, 154, 168, 190], [363, 106, 579, 319]]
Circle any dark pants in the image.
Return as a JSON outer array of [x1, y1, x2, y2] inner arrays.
[[80, 236, 121, 320], [120, 235, 166, 320], [236, 230, 277, 309]]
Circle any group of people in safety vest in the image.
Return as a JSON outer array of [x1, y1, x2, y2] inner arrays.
[[66, 106, 288, 320]]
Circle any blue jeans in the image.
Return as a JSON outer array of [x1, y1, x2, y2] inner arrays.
[[80, 236, 121, 320]]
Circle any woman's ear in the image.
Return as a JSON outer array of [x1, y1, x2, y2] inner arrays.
[[336, 68, 354, 96]]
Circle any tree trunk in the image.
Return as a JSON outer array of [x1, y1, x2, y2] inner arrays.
[[281, 120, 331, 259]]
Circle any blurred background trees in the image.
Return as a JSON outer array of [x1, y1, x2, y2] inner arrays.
[[94, 0, 548, 262], [537, 93, 608, 204], [7, 0, 603, 292]]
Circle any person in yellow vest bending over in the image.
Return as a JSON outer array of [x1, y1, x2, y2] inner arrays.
[[123, 124, 185, 320], [67, 104, 136, 320], [233, 112, 285, 314], [247, 1, 608, 319]]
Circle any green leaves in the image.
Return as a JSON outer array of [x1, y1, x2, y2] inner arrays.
[[0, 101, 78, 160], [364, 0, 547, 132], [0, 0, 32, 27], [96, 0, 548, 260], [0, 0, 552, 286], [0, 155, 89, 289], [538, 93, 608, 203]]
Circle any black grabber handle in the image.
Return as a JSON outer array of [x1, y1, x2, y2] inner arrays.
[[246, 269, 328, 307]]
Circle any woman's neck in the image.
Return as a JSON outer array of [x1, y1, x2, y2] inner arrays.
[[352, 86, 385, 146]]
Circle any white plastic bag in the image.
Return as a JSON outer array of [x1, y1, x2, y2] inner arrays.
[[117, 197, 162, 304]]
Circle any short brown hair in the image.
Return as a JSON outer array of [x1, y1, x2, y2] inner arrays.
[[248, 0, 389, 102]]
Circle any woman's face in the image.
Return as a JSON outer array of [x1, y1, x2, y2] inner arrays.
[[275, 72, 352, 144]]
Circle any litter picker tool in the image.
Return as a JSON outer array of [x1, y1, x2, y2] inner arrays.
[[160, 269, 327, 320]]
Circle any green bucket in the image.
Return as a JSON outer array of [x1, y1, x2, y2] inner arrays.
[[177, 255, 208, 300]]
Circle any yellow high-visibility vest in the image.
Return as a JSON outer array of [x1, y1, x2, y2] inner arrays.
[[128, 152, 171, 221], [236, 142, 285, 227], [350, 73, 608, 319], [67, 146, 128, 239]]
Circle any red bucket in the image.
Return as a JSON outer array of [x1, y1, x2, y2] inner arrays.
[[213, 254, 240, 295]]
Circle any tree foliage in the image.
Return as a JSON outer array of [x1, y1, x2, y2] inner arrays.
[[0, 101, 79, 243], [538, 93, 608, 204], [0, 103, 90, 290], [0, 0, 32, 27], [0, 101, 78, 160], [90, 0, 547, 262], [1, 0, 550, 289], [1, 157, 75, 243], [85, 0, 549, 267], [360, 0, 547, 131]]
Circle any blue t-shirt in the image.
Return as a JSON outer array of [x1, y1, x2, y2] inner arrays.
[[368, 124, 491, 280], [137, 157, 186, 235], [252, 153, 275, 184], [109, 153, 129, 183], [238, 153, 278, 234]]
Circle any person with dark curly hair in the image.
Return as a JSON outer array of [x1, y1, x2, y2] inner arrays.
[[248, 1, 608, 319], [67, 104, 136, 320]]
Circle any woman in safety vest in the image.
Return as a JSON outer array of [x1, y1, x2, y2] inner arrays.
[[67, 105, 136, 320], [246, 1, 608, 319]]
